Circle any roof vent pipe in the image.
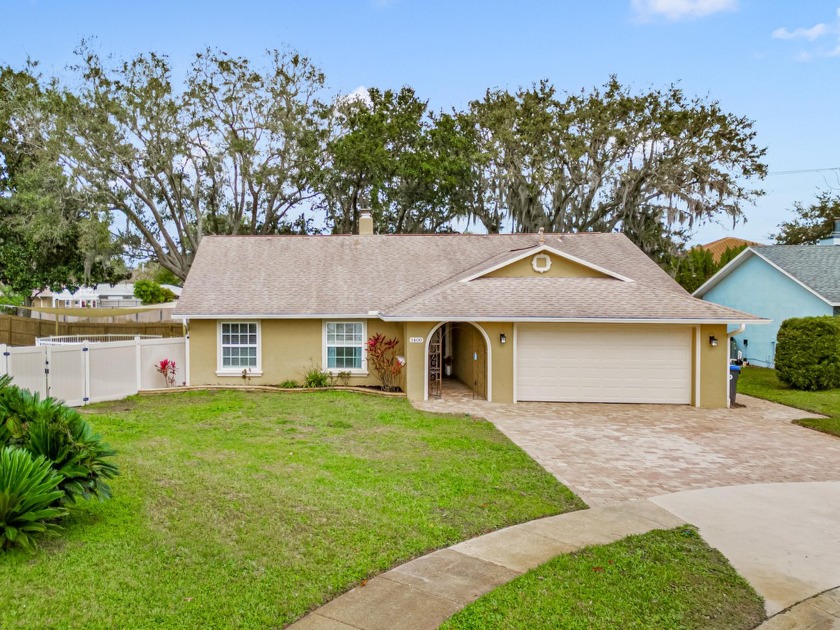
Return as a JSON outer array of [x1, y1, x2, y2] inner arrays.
[[359, 209, 374, 236], [818, 217, 840, 245]]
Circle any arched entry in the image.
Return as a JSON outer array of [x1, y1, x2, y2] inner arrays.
[[425, 322, 492, 401]]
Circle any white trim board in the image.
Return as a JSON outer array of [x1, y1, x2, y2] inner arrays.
[[458, 244, 634, 284]]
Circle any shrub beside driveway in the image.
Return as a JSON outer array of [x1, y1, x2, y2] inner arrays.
[[0, 390, 583, 629]]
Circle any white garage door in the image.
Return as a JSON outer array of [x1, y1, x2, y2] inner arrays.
[[516, 324, 692, 404]]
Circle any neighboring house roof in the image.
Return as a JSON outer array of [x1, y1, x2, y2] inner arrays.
[[699, 237, 760, 263], [176, 232, 763, 324], [694, 245, 840, 306]]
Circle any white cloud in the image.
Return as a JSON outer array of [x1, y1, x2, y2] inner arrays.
[[772, 8, 840, 60], [632, 0, 737, 21], [772, 23, 828, 41], [340, 86, 373, 108]]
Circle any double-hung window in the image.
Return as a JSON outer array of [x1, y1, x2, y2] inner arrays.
[[219, 322, 260, 374], [325, 321, 365, 372]]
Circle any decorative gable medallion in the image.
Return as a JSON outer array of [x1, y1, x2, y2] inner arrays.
[[531, 254, 552, 273]]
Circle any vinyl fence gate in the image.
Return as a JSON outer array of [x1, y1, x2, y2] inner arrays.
[[0, 337, 186, 406]]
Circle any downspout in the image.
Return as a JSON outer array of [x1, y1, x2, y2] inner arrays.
[[726, 323, 746, 409]]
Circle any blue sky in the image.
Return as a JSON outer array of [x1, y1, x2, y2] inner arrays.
[[2, 0, 839, 244]]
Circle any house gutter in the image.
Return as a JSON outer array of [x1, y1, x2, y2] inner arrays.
[[727, 323, 747, 339]]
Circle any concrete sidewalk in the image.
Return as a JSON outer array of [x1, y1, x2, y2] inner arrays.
[[290, 500, 685, 630], [292, 482, 840, 630]]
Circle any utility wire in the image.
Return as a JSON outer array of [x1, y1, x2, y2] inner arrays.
[[768, 166, 840, 176]]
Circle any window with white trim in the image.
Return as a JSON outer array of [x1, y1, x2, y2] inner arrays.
[[220, 322, 259, 370], [325, 321, 365, 371]]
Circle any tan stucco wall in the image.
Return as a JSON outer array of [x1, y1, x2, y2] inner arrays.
[[485, 252, 608, 278], [480, 322, 514, 403], [188, 318, 403, 387], [189, 318, 727, 408], [699, 323, 729, 408]]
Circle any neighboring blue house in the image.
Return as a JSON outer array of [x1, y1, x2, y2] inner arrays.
[[694, 224, 840, 367]]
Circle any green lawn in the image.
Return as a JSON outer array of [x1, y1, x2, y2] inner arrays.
[[738, 366, 840, 438], [0, 390, 583, 629], [441, 527, 765, 630]]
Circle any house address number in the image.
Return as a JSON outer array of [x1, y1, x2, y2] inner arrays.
[[409, 336, 424, 344]]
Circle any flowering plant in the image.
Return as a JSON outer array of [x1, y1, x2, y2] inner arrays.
[[155, 358, 177, 387], [366, 334, 403, 392]]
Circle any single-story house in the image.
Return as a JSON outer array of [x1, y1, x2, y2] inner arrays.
[[174, 215, 765, 408], [693, 223, 840, 367]]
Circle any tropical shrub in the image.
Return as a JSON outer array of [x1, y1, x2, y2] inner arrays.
[[366, 334, 403, 392], [0, 382, 118, 504], [0, 446, 68, 551], [775, 316, 840, 391], [155, 358, 177, 387], [25, 407, 118, 504]]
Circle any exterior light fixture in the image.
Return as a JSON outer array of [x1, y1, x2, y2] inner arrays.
[[500, 333, 507, 345], [709, 336, 719, 347]]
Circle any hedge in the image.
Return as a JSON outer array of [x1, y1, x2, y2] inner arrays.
[[775, 316, 840, 391]]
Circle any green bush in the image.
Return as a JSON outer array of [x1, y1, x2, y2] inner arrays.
[[303, 365, 330, 388], [775, 316, 840, 391], [0, 380, 118, 504], [279, 379, 300, 389], [133, 280, 177, 305], [0, 446, 68, 551], [25, 407, 118, 504]]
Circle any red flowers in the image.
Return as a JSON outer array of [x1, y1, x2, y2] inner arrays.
[[155, 358, 177, 387]]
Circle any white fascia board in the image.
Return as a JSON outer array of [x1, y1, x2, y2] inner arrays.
[[378, 315, 771, 325], [692, 247, 754, 297], [459, 244, 634, 284], [172, 313, 378, 320]]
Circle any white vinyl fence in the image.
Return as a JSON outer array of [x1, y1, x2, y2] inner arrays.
[[0, 337, 186, 406]]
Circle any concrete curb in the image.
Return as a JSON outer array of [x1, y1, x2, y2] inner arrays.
[[755, 586, 840, 629]]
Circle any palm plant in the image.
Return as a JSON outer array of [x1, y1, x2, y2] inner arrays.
[[0, 381, 62, 447], [27, 408, 118, 503], [0, 446, 68, 551], [0, 383, 118, 504]]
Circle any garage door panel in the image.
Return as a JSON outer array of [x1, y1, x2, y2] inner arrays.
[[516, 324, 691, 404]]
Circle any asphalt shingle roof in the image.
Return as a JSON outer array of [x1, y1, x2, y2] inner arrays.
[[755, 245, 840, 304], [174, 232, 764, 322]]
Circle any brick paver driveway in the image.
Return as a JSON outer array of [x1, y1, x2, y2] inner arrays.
[[416, 393, 840, 507]]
